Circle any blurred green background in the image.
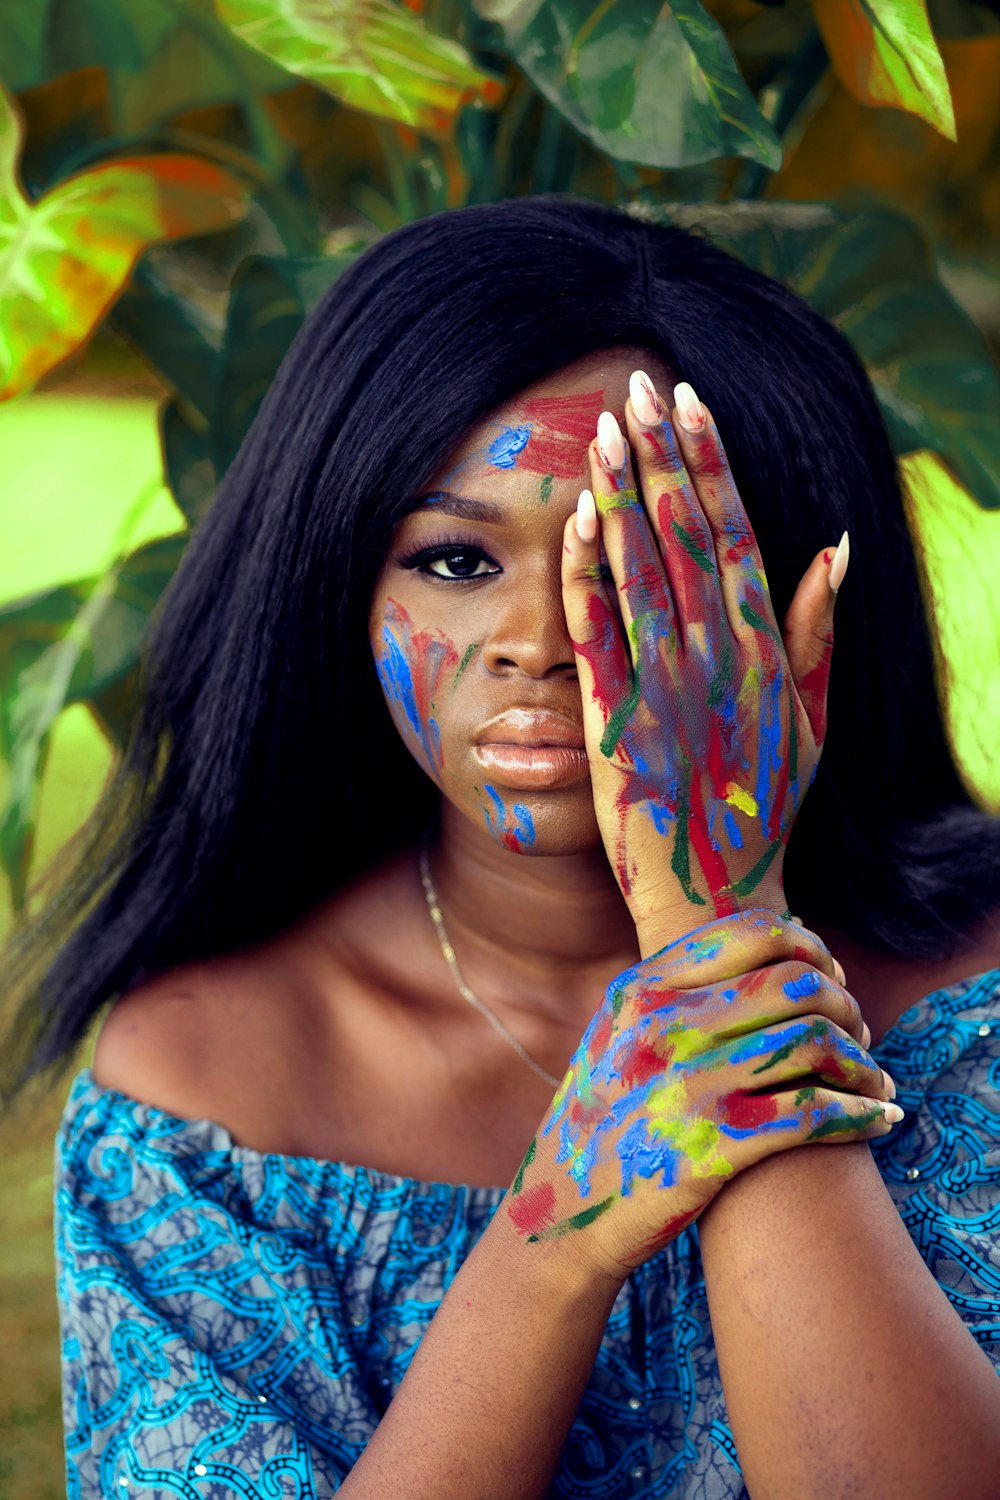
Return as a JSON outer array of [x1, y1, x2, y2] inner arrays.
[[3, 0, 1000, 1494]]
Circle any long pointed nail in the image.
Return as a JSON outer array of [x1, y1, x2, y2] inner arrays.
[[597, 411, 625, 469], [828, 531, 850, 593], [630, 370, 663, 426]]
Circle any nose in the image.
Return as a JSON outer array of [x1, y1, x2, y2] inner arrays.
[[480, 570, 579, 680]]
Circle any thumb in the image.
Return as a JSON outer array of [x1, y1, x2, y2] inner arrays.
[[781, 532, 849, 749]]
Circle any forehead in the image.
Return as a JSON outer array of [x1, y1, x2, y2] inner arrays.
[[424, 344, 677, 501]]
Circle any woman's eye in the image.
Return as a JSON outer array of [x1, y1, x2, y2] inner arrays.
[[424, 549, 498, 581]]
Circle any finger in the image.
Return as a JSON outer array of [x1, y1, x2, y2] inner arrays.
[[696, 957, 864, 1048], [723, 1014, 887, 1100], [589, 415, 680, 675], [645, 907, 840, 991], [623, 374, 723, 642], [561, 494, 634, 761], [667, 383, 784, 656], [781, 539, 847, 751], [725, 1086, 896, 1164]]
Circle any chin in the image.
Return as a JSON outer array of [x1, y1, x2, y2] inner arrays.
[[461, 780, 603, 857]]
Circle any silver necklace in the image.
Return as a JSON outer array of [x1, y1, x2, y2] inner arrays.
[[418, 838, 562, 1089]]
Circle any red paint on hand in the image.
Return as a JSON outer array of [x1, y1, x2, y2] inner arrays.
[[507, 1181, 557, 1236]]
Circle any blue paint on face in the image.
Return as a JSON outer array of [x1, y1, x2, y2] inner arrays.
[[377, 627, 421, 737], [513, 803, 535, 845], [488, 424, 532, 469], [484, 783, 506, 828]]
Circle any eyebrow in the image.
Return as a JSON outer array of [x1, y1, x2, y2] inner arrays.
[[412, 490, 505, 523]]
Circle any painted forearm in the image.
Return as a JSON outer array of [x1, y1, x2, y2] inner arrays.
[[696, 1140, 1000, 1498]]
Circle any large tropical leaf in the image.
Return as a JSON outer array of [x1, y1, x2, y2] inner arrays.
[[811, 0, 956, 139], [473, 0, 782, 169], [0, 0, 294, 143], [214, 0, 508, 133], [156, 245, 363, 526], [0, 81, 250, 401], [0, 532, 187, 910], [661, 201, 1000, 509]]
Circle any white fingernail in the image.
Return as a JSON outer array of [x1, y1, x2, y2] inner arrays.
[[576, 488, 597, 543], [630, 370, 662, 426], [597, 411, 625, 469], [828, 531, 850, 593], [673, 382, 705, 432]]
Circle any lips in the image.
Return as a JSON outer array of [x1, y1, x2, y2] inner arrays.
[[472, 709, 590, 790], [473, 708, 585, 749]]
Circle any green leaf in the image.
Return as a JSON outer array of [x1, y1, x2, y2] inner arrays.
[[472, 0, 782, 169], [0, 531, 186, 909], [0, 0, 295, 139], [211, 252, 351, 475], [214, 0, 508, 132], [0, 79, 249, 401], [659, 201, 1000, 509], [811, 0, 956, 139]]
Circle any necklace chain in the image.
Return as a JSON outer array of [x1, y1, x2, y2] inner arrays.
[[418, 836, 562, 1089]]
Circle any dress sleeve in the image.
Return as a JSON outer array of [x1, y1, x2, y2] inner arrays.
[[869, 968, 1000, 1368], [54, 1087, 379, 1498]]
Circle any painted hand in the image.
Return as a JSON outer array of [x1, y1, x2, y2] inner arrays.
[[506, 910, 896, 1284], [562, 375, 845, 959]]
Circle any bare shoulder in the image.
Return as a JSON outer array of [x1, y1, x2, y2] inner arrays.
[[91, 960, 231, 1116]]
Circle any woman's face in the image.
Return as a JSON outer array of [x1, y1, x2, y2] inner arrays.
[[368, 345, 678, 856]]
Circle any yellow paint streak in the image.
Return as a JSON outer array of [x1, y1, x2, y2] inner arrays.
[[724, 781, 758, 817], [646, 1080, 734, 1178]]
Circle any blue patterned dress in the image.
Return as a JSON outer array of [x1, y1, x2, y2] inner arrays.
[[54, 966, 1000, 1498]]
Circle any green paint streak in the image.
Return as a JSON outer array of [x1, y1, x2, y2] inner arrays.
[[452, 641, 478, 690], [707, 635, 734, 711], [670, 749, 707, 906], [599, 670, 641, 759], [728, 837, 782, 899], [539, 474, 553, 505], [806, 1104, 884, 1141], [787, 678, 798, 784], [512, 1135, 536, 1195], [526, 1192, 617, 1242], [739, 598, 781, 646], [671, 517, 715, 575], [794, 1086, 817, 1105], [750, 1036, 799, 1074]]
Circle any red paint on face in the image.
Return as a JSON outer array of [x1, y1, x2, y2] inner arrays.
[[506, 1181, 557, 1236], [717, 1090, 779, 1129], [517, 389, 609, 478]]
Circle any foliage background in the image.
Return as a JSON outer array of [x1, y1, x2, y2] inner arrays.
[[2, 0, 999, 1493]]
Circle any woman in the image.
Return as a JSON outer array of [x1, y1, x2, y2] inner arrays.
[[4, 196, 999, 1496]]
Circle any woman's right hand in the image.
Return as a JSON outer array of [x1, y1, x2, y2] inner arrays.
[[505, 909, 898, 1285]]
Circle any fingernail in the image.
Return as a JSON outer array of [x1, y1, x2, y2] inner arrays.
[[833, 957, 847, 987], [881, 1069, 896, 1101], [597, 411, 625, 469], [673, 381, 705, 432], [862, 1021, 871, 1049], [576, 488, 597, 543], [630, 370, 663, 426], [828, 530, 850, 593], [882, 1102, 905, 1124]]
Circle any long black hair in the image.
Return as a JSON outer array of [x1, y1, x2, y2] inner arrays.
[[3, 192, 998, 1119]]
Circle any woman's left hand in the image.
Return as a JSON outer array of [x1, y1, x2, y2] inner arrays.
[[562, 373, 845, 959]]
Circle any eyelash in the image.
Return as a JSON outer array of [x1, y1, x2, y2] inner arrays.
[[398, 533, 501, 583], [397, 532, 615, 584]]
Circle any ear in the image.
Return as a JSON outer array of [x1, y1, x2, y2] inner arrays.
[[780, 545, 843, 750]]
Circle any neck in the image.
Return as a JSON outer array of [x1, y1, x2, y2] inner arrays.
[[427, 802, 641, 1027]]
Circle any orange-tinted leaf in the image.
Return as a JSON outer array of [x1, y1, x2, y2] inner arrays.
[[0, 81, 249, 402], [812, 0, 956, 139], [214, 0, 506, 135]]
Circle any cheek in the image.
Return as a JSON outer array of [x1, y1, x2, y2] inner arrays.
[[372, 597, 462, 783]]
